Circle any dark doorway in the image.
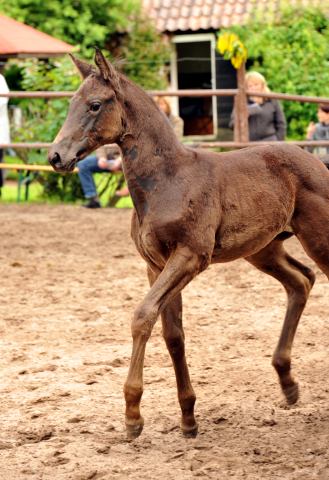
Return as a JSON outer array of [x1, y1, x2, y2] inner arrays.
[[176, 41, 214, 136]]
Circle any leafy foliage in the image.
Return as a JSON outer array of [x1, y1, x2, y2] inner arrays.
[[8, 58, 83, 202], [1, 0, 137, 58], [219, 2, 329, 138], [15, 58, 80, 145], [3, 4, 170, 202], [117, 13, 171, 90], [10, 57, 127, 202]]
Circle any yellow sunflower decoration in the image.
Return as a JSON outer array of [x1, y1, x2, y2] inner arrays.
[[217, 32, 247, 69]]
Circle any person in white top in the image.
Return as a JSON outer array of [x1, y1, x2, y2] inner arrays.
[[0, 73, 10, 194]]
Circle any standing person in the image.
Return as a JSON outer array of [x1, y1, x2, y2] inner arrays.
[[115, 95, 184, 198], [229, 71, 286, 142], [0, 71, 10, 196], [305, 103, 329, 157], [78, 144, 123, 208], [153, 95, 184, 140]]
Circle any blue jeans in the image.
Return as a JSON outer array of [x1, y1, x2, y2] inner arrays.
[[78, 155, 112, 199]]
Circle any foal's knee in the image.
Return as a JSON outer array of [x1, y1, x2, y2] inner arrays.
[[132, 301, 158, 340]]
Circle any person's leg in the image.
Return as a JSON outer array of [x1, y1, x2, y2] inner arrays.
[[77, 155, 109, 208], [78, 155, 107, 198]]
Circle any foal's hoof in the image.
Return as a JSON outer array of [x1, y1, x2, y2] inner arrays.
[[181, 422, 199, 438], [126, 419, 144, 439], [284, 384, 299, 405]]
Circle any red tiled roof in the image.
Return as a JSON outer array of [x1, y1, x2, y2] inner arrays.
[[142, 0, 326, 33], [0, 13, 74, 58], [142, 0, 252, 32]]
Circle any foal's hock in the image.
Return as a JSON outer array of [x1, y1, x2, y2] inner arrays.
[[48, 47, 329, 439]]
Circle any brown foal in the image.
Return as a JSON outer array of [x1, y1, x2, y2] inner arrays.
[[48, 48, 329, 439]]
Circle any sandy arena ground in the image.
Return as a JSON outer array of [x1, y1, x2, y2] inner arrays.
[[1, 204, 329, 480]]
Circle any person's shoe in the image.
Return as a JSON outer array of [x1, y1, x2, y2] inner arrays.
[[81, 198, 101, 208]]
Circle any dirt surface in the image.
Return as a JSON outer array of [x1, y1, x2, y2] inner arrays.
[[1, 204, 329, 480]]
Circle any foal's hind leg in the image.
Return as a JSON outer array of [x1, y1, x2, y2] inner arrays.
[[246, 235, 315, 404], [294, 203, 329, 279], [161, 296, 198, 436]]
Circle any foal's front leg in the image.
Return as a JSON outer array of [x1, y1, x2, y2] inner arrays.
[[124, 248, 203, 439]]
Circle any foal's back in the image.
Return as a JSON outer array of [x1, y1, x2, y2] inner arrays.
[[142, 143, 329, 264]]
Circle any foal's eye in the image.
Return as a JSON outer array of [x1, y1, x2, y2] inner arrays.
[[90, 103, 101, 112]]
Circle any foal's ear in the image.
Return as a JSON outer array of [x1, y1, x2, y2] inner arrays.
[[94, 47, 119, 88], [69, 54, 94, 80]]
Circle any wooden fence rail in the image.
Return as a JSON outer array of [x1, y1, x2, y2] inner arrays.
[[1, 89, 329, 103], [1, 65, 329, 149], [1, 76, 329, 204], [0, 163, 77, 172], [1, 141, 329, 149]]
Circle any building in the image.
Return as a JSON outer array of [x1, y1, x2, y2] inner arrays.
[[0, 13, 74, 129], [142, 0, 258, 139], [0, 13, 73, 65]]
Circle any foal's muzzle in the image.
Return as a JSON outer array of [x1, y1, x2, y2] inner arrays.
[[47, 147, 76, 173]]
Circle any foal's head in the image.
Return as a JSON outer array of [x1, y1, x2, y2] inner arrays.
[[47, 47, 123, 172]]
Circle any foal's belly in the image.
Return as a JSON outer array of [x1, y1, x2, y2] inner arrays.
[[211, 206, 292, 263], [210, 232, 277, 263]]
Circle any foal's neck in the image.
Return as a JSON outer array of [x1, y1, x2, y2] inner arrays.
[[117, 81, 184, 177], [116, 80, 185, 224]]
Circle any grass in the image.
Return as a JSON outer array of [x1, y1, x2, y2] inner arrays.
[[1, 181, 133, 208], [115, 196, 133, 208], [2, 155, 25, 180], [1, 182, 55, 204], [1, 156, 133, 208]]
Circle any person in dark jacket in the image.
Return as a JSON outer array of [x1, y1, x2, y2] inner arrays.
[[229, 71, 286, 141], [305, 103, 329, 157]]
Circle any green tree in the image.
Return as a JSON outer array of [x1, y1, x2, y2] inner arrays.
[[220, 2, 329, 139], [10, 58, 85, 201], [10, 56, 128, 203], [8, 13, 170, 202], [1, 0, 137, 58], [117, 13, 171, 90], [2, 1, 170, 202]]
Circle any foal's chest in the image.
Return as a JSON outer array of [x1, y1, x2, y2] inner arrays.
[[133, 223, 167, 269]]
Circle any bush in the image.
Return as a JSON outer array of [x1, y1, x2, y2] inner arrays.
[[5, 14, 170, 202], [219, 2, 329, 139], [1, 0, 138, 59]]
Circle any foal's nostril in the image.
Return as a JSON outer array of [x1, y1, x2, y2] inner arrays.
[[52, 152, 61, 166]]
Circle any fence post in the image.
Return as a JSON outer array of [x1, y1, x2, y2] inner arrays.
[[233, 95, 240, 143], [236, 62, 249, 142]]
